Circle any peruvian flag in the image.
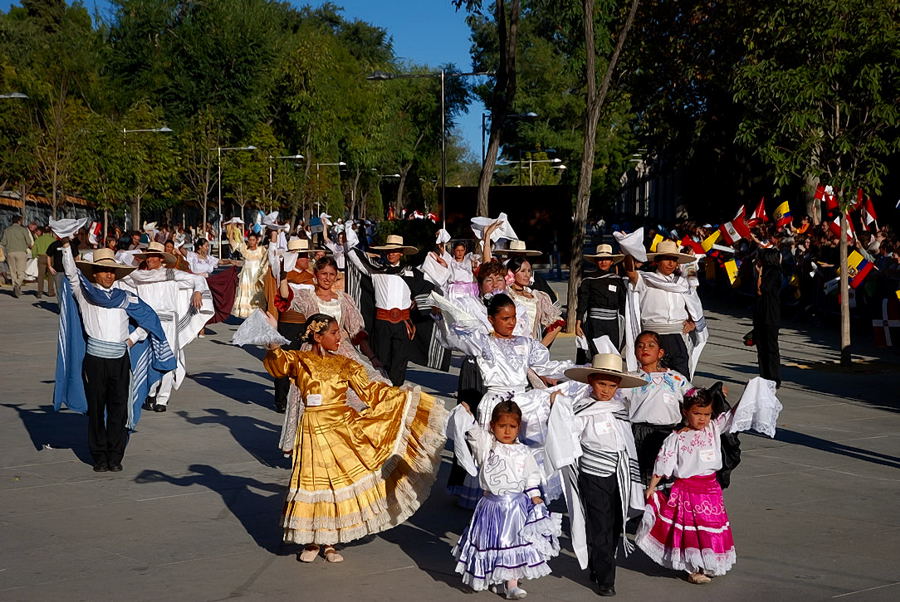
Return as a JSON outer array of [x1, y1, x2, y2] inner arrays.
[[719, 214, 752, 246], [861, 198, 878, 231], [747, 197, 768, 225], [815, 184, 839, 212], [853, 188, 865, 211], [87, 221, 103, 246], [828, 212, 857, 242]]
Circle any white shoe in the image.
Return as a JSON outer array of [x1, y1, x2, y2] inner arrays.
[[505, 587, 527, 600]]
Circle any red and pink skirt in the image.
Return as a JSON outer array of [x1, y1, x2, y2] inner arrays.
[[635, 473, 736, 576]]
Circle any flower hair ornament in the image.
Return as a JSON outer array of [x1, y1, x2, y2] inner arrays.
[[304, 318, 330, 340]]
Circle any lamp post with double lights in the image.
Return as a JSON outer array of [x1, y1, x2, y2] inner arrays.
[[213, 145, 256, 258], [122, 126, 173, 232], [497, 157, 565, 186], [367, 69, 492, 228]]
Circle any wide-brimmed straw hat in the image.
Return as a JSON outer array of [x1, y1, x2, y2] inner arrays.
[[495, 239, 541, 257], [584, 243, 624, 263], [287, 238, 318, 254], [564, 353, 648, 389], [75, 248, 137, 280], [370, 234, 417, 254], [646, 240, 696, 264], [133, 241, 177, 265]]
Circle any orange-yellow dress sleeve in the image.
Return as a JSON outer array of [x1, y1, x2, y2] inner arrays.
[[346, 359, 398, 410], [264, 348, 301, 381]]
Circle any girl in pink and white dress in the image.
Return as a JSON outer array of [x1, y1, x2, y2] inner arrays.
[[635, 387, 739, 584]]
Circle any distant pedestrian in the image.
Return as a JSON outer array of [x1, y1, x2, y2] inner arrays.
[[1, 215, 34, 297], [32, 226, 57, 299], [753, 248, 782, 386]]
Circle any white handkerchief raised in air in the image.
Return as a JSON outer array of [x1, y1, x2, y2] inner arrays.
[[613, 227, 646, 262]]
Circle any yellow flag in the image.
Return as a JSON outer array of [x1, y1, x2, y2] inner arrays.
[[895, 290, 900, 301], [650, 234, 664, 252], [724, 259, 739, 285], [701, 230, 720, 252]]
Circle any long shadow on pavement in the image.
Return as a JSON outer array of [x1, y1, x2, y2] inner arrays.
[[176, 408, 289, 468], [773, 428, 900, 469], [2, 403, 93, 465], [134, 464, 289, 555], [188, 370, 274, 409]]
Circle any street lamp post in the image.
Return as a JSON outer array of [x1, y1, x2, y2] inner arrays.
[[481, 111, 538, 165], [214, 145, 256, 258], [268, 154, 304, 214], [367, 69, 492, 228], [122, 126, 173, 235]]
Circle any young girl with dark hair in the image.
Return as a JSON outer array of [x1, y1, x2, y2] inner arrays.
[[451, 399, 561, 599], [753, 248, 782, 386]]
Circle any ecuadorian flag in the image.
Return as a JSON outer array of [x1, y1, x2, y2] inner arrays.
[[773, 201, 792, 227], [848, 250, 874, 289]]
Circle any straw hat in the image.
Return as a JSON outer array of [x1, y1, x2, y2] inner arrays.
[[495, 239, 541, 257], [564, 353, 648, 388], [370, 234, 417, 254], [133, 241, 177, 265], [646, 239, 696, 264], [287, 238, 318, 254], [75, 248, 137, 280], [584, 243, 624, 263]]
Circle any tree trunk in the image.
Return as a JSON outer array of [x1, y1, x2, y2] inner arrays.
[[839, 212, 851, 366], [475, 0, 520, 216], [566, 0, 641, 333], [396, 163, 412, 212], [130, 197, 140, 232], [804, 173, 820, 224]]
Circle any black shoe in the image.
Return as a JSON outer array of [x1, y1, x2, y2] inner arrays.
[[142, 399, 156, 411], [275, 404, 286, 414], [93, 462, 109, 472], [598, 585, 616, 597], [153, 404, 167, 412], [108, 463, 123, 472]]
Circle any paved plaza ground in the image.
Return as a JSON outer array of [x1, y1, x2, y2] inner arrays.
[[0, 283, 898, 601]]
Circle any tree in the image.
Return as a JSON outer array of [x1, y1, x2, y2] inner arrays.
[[732, 0, 900, 365], [456, 0, 521, 216], [73, 112, 128, 233], [180, 108, 222, 228], [33, 94, 88, 218], [121, 101, 179, 228], [566, 0, 641, 333]]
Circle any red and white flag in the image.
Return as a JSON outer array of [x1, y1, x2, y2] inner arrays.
[[88, 221, 103, 246], [748, 197, 768, 225], [828, 212, 857, 242], [719, 214, 752, 246], [862, 198, 878, 231], [816, 184, 839, 212], [853, 188, 865, 211]]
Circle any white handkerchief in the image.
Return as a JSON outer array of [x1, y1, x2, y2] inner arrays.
[[613, 227, 647, 262], [470, 212, 519, 242], [48, 217, 89, 239], [591, 335, 619, 355], [231, 309, 291, 346], [436, 228, 452, 244]]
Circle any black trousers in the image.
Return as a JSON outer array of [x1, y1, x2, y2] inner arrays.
[[578, 472, 623, 588], [580, 318, 622, 364], [373, 318, 411, 386], [755, 323, 781, 385], [658, 332, 690, 377], [274, 321, 305, 410], [82, 353, 131, 465]]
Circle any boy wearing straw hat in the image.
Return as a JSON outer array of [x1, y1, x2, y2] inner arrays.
[[545, 354, 647, 597], [577, 244, 627, 362], [347, 234, 418, 385], [118, 242, 212, 412], [623, 240, 707, 379], [55, 240, 175, 472]]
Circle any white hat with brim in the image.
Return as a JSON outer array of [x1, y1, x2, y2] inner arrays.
[[132, 241, 177, 266], [287, 238, 318, 254], [370, 234, 417, 255], [223, 217, 244, 226], [646, 240, 696, 264], [75, 248, 137, 280], [564, 353, 648, 389], [584, 243, 624, 263], [495, 239, 541, 257]]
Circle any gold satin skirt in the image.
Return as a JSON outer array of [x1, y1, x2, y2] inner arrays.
[[282, 386, 447, 545]]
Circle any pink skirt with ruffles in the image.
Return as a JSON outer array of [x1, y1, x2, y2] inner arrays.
[[635, 473, 736, 576]]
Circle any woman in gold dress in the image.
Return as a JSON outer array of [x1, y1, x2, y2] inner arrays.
[[263, 313, 448, 563]]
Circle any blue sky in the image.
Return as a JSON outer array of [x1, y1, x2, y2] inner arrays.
[[1, 0, 487, 155]]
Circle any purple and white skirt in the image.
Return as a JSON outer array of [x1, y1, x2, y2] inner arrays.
[[452, 492, 562, 591]]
